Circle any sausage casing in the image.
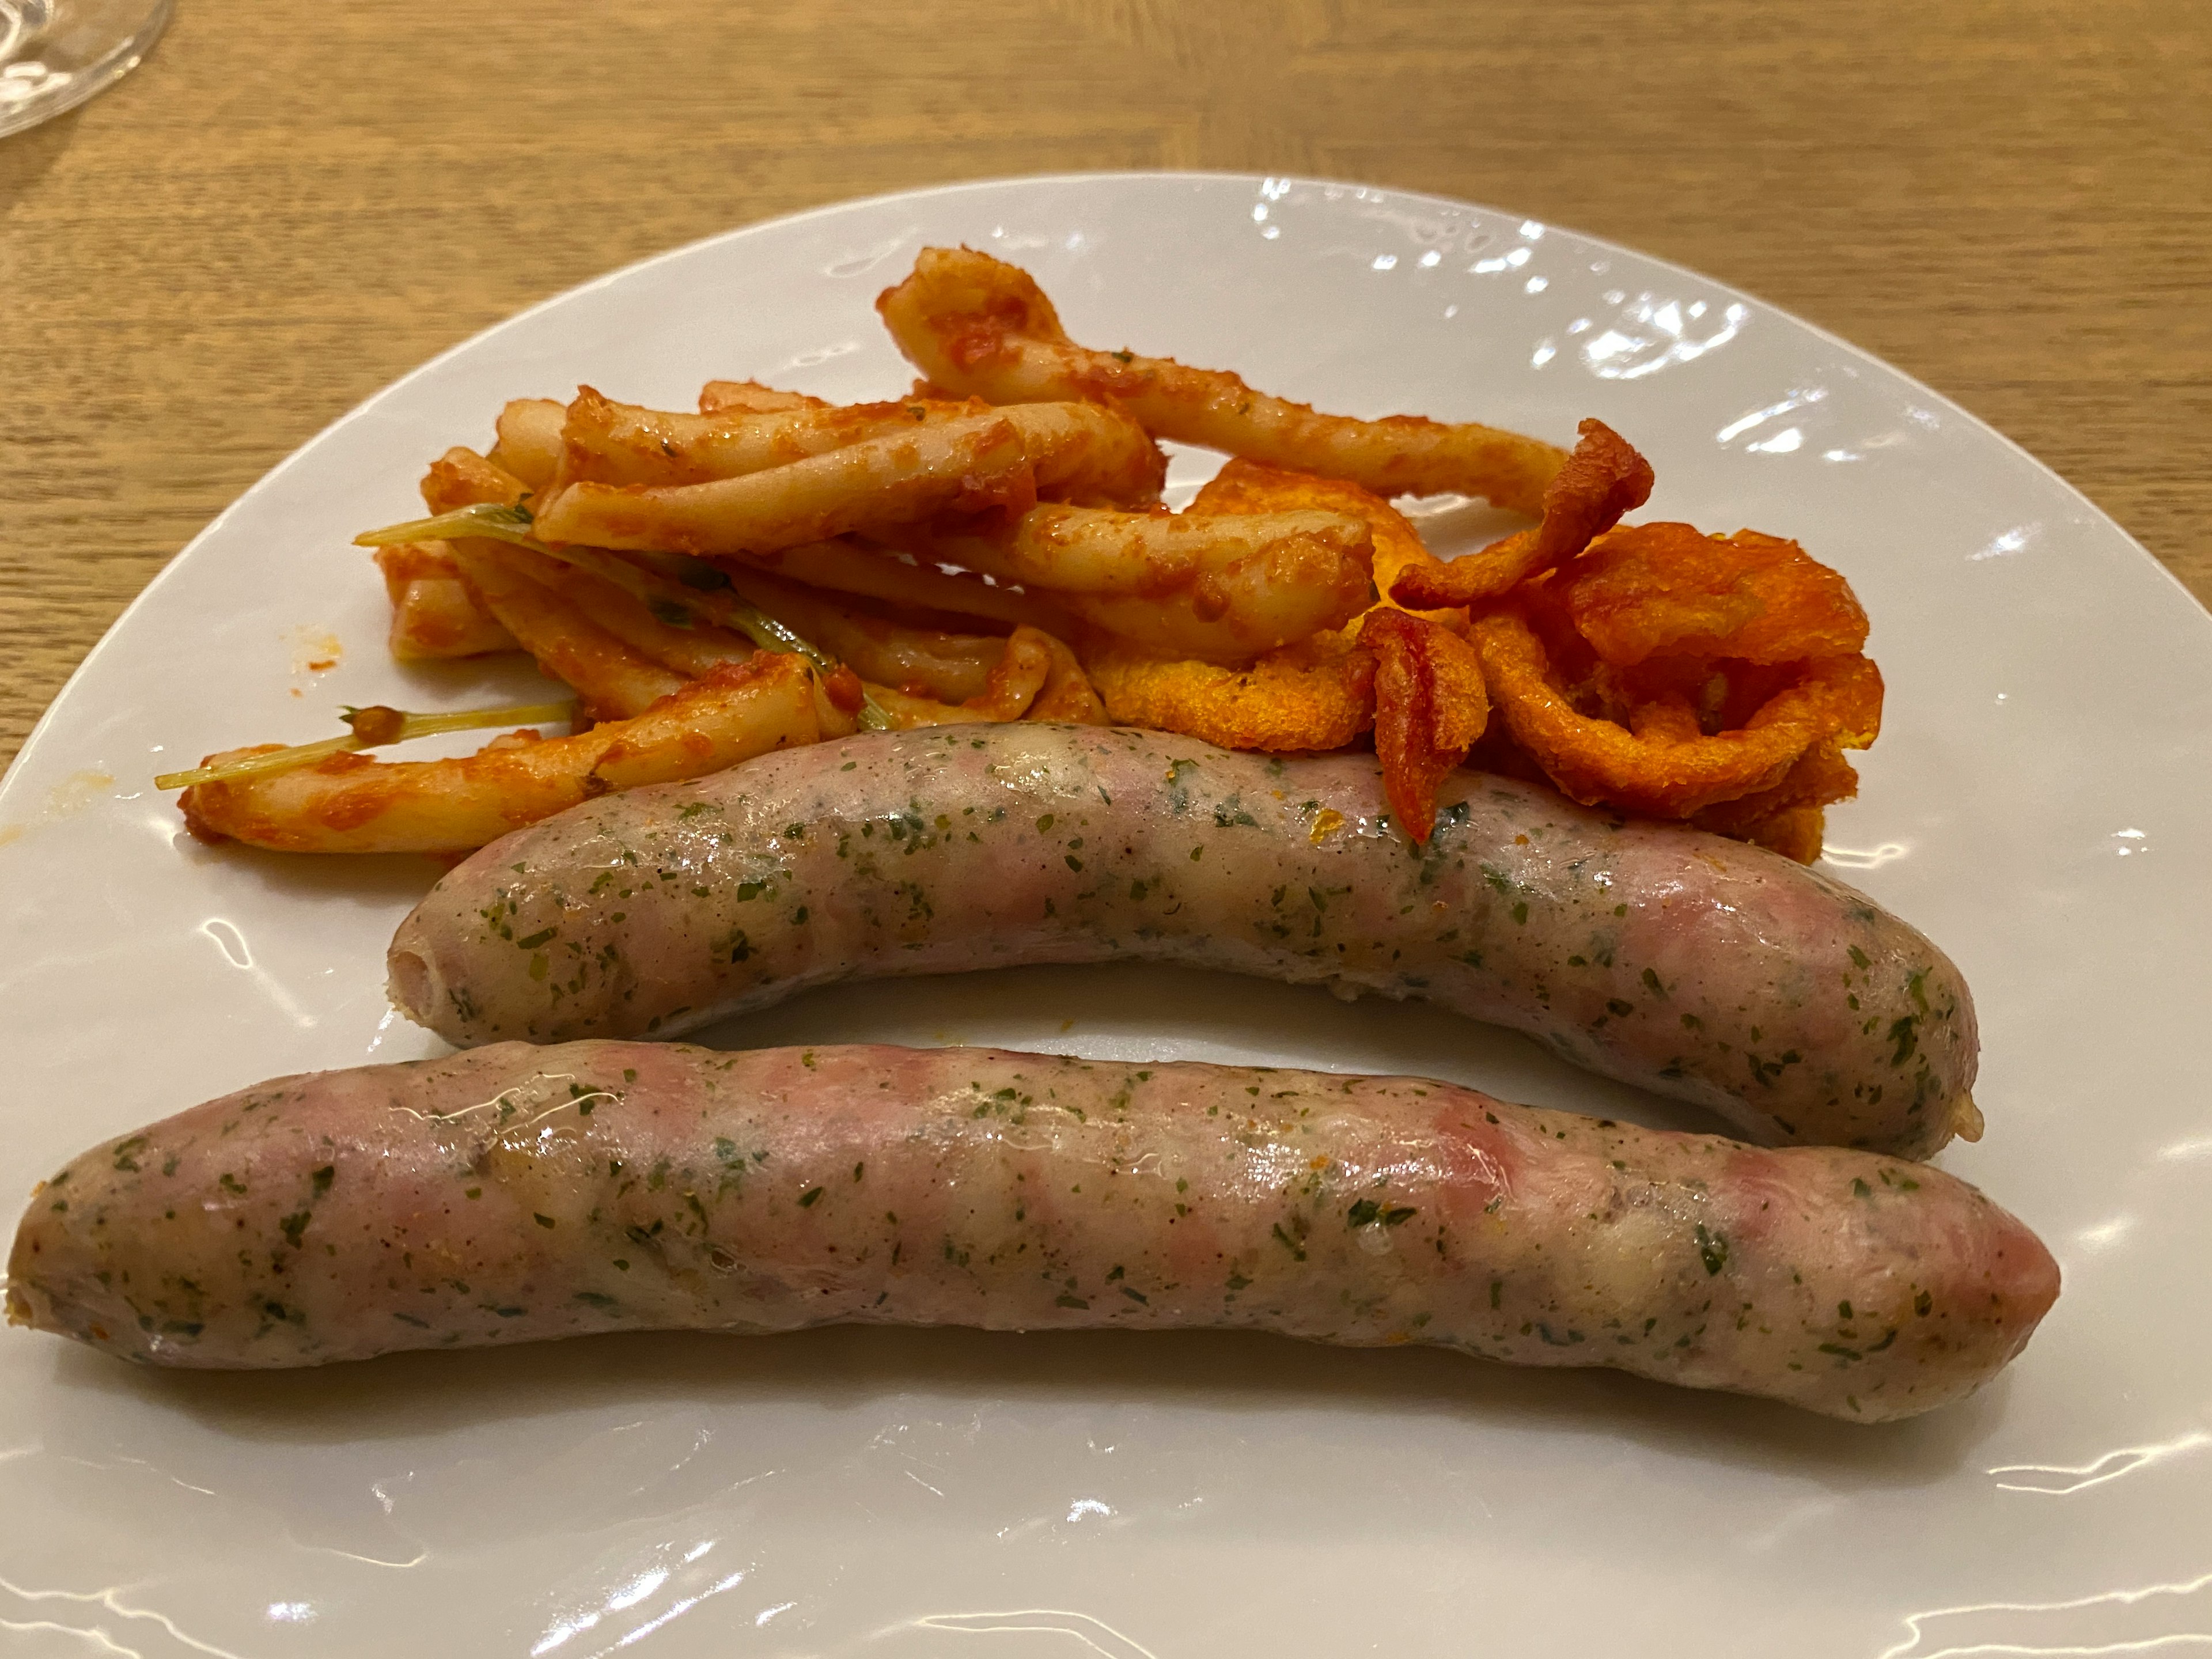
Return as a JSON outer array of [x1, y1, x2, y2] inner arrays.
[[5, 1043, 2054, 1421], [389, 727, 1978, 1157]]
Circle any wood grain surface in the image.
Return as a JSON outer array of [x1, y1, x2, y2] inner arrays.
[[3, 0, 2206, 775]]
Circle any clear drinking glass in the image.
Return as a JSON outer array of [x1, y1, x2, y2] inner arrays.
[[0, 0, 171, 138]]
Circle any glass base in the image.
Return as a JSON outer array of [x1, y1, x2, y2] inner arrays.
[[0, 0, 173, 138]]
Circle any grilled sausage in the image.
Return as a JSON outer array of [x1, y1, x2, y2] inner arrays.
[[388, 728, 1978, 1157], [5, 1043, 2053, 1420]]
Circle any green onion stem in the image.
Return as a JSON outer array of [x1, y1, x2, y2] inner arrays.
[[347, 506, 891, 732], [353, 501, 537, 548], [155, 699, 575, 791], [535, 545, 895, 731]]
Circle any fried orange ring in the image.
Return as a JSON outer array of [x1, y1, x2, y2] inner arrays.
[[1691, 744, 1863, 863], [1563, 523, 1870, 667], [1726, 805, 1829, 864], [1472, 609, 1882, 818], [1390, 418, 1653, 609], [1361, 608, 1487, 842]]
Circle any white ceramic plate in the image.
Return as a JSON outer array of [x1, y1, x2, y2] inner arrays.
[[3, 174, 2209, 1659]]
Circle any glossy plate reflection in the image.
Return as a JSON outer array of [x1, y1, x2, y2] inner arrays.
[[0, 173, 2208, 1658]]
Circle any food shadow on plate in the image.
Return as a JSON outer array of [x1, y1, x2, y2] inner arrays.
[[51, 1317, 2010, 1495], [170, 832, 449, 913]]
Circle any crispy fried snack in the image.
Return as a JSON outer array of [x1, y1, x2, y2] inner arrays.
[[1563, 523, 1869, 666], [1689, 744, 1862, 862], [878, 246, 1566, 514], [372, 542, 517, 661], [180, 654, 844, 856], [1086, 638, 1376, 753], [1389, 418, 1653, 608], [1472, 609, 1883, 819], [1383, 420, 1879, 858], [1361, 609, 1487, 841], [1729, 806, 1828, 863]]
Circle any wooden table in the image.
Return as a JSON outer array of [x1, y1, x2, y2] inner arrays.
[[4, 0, 2206, 772]]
